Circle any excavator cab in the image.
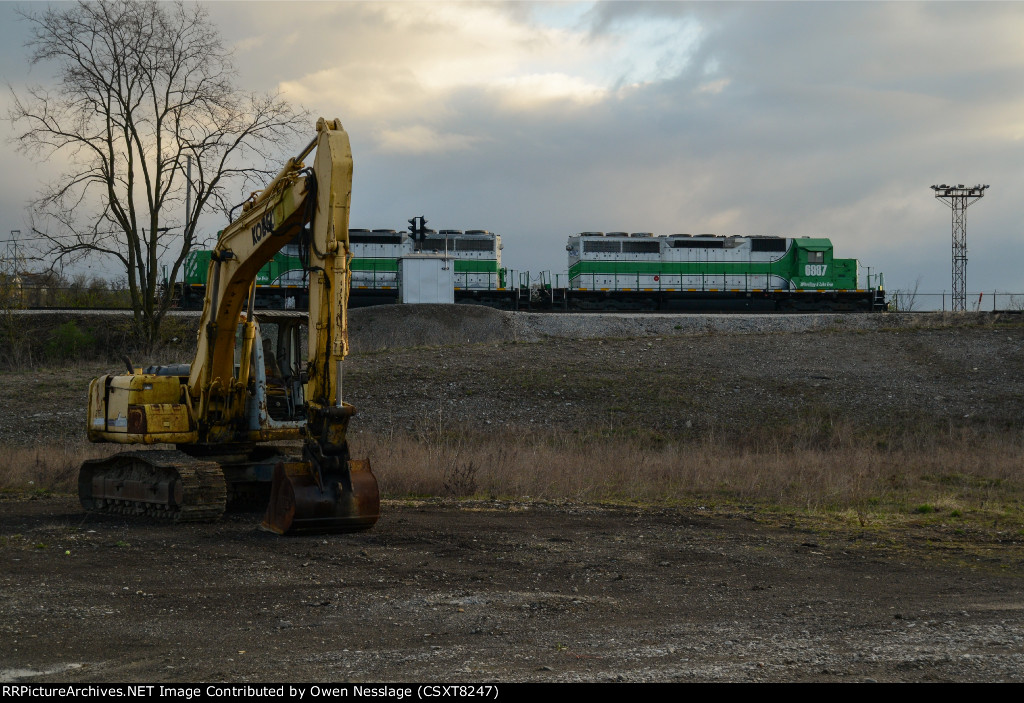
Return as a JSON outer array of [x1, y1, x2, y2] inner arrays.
[[235, 312, 309, 425]]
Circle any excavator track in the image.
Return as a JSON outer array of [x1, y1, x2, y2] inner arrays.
[[79, 450, 227, 522]]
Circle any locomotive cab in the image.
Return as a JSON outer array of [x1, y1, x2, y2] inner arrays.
[[792, 239, 834, 288]]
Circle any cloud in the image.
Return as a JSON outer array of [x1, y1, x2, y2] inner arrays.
[[488, 73, 608, 110], [696, 78, 729, 95], [219, 2, 702, 121], [7, 2, 1024, 296], [375, 125, 484, 155]]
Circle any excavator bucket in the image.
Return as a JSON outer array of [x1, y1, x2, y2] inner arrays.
[[261, 458, 379, 535]]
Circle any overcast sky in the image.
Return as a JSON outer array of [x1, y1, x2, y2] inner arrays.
[[2, 1, 1023, 300]]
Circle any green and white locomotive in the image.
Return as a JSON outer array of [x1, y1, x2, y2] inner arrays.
[[562, 232, 881, 311], [177, 224, 884, 312], [179, 227, 509, 309]]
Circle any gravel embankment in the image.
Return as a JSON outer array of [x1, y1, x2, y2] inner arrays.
[[348, 305, 993, 352], [8, 305, 1001, 354], [3, 308, 1021, 448]]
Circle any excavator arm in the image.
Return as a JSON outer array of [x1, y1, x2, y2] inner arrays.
[[187, 117, 376, 533], [189, 118, 351, 429]]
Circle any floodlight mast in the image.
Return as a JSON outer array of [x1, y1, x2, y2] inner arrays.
[[930, 184, 988, 312]]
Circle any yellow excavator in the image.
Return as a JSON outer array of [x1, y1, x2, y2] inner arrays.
[[79, 118, 379, 534]]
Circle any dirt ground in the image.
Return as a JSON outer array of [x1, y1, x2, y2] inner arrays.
[[2, 495, 1023, 683], [1, 312, 1024, 682]]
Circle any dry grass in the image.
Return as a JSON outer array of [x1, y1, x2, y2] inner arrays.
[[4, 422, 1021, 529], [0, 443, 118, 494], [352, 421, 1024, 525]]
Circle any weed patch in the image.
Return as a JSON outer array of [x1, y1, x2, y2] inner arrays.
[[351, 423, 1024, 529]]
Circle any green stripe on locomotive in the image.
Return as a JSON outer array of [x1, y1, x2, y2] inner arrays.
[[569, 238, 858, 290], [351, 258, 398, 272], [184, 252, 502, 287], [454, 259, 499, 274], [350, 258, 498, 273]]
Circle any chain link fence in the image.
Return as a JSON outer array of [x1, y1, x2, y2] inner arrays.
[[887, 290, 1024, 312]]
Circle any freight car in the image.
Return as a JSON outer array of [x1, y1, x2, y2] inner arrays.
[[177, 227, 885, 312]]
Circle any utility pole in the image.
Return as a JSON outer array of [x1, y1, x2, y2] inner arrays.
[[930, 184, 988, 312], [3, 230, 21, 276]]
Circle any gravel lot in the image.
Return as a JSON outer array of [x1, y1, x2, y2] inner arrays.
[[2, 496, 1023, 683]]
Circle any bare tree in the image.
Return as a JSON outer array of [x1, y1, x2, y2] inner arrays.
[[9, 0, 308, 346], [893, 275, 923, 312]]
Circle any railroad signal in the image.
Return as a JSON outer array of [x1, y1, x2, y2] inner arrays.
[[408, 216, 429, 249]]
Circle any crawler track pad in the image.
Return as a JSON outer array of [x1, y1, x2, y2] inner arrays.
[[261, 459, 379, 534]]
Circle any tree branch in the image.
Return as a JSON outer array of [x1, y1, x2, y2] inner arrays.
[[9, 0, 308, 345]]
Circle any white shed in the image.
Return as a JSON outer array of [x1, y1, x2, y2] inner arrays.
[[398, 255, 455, 304]]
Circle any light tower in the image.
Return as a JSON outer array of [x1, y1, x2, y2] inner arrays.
[[930, 183, 988, 312]]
